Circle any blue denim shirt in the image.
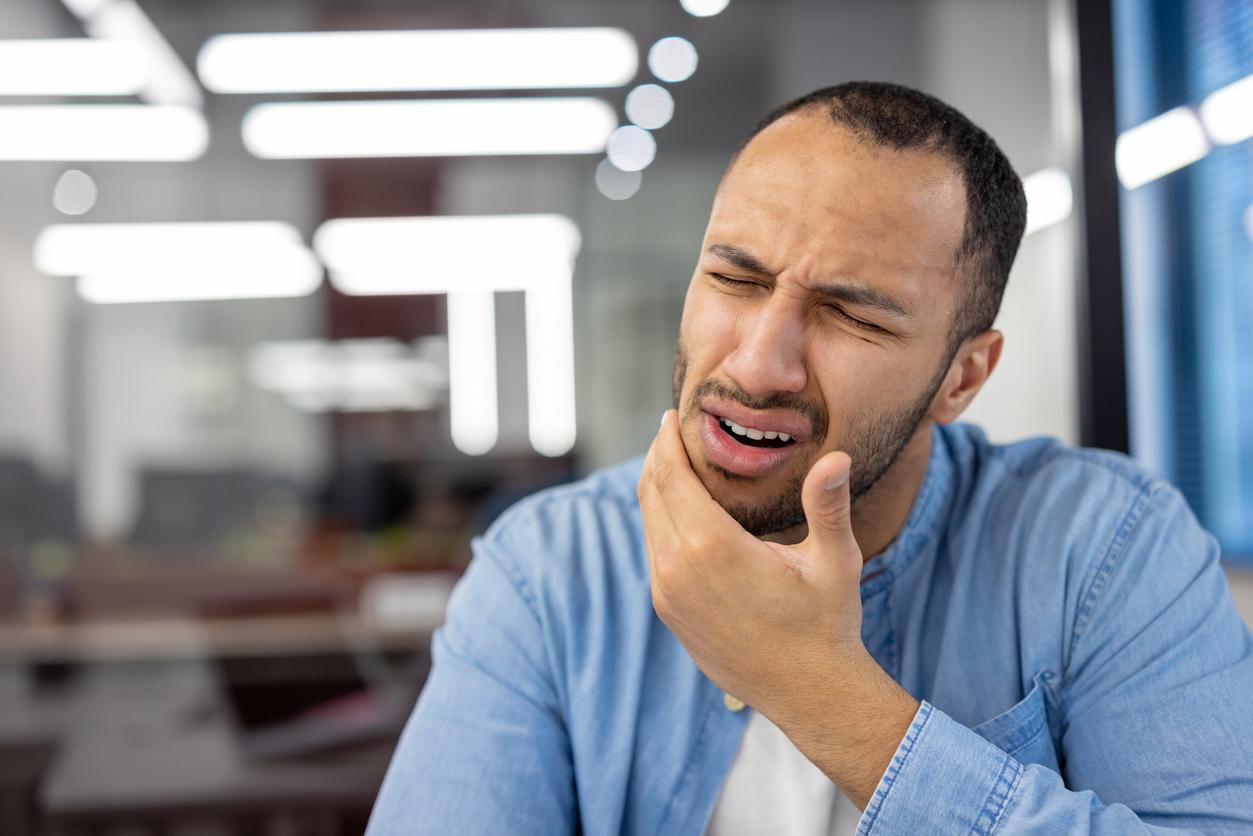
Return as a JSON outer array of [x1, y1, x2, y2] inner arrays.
[[367, 422, 1253, 834]]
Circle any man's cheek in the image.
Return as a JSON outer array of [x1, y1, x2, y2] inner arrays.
[[677, 413, 704, 471]]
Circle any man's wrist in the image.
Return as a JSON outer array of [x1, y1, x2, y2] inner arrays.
[[766, 648, 920, 810]]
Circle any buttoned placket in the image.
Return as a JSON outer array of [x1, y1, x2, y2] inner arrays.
[[859, 581, 898, 680]]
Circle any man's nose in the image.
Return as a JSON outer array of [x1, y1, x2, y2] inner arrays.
[[721, 296, 808, 395]]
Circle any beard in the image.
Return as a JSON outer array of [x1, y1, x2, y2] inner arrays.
[[671, 346, 949, 536]]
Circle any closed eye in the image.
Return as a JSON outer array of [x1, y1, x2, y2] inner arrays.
[[825, 304, 886, 333], [709, 273, 760, 289], [711, 273, 887, 334]]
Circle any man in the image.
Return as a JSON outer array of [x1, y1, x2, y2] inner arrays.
[[367, 82, 1253, 834]]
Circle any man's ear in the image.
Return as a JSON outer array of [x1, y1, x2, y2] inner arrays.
[[929, 330, 1003, 425]]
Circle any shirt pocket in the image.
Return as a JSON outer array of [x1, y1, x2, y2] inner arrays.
[[971, 670, 1061, 774]]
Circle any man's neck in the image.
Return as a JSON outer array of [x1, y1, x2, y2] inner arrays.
[[850, 424, 934, 560], [761, 423, 934, 562]]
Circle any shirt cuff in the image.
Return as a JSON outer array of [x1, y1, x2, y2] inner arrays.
[[857, 701, 1024, 836]]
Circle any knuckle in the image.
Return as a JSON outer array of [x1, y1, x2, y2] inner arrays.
[[651, 553, 677, 592], [650, 548, 690, 599], [687, 530, 716, 556], [650, 584, 669, 618]]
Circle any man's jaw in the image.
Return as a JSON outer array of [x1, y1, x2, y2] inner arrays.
[[694, 448, 811, 539]]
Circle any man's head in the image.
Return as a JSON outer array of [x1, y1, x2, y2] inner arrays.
[[672, 81, 1027, 536]]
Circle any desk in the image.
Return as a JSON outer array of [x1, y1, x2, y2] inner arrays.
[[0, 613, 436, 663], [0, 614, 435, 836]]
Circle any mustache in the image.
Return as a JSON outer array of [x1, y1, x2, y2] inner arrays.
[[687, 378, 828, 442]]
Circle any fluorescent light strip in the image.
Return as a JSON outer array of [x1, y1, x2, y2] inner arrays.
[[0, 105, 207, 161], [313, 214, 580, 456], [1199, 73, 1253, 146], [75, 253, 320, 303], [1022, 167, 1073, 235], [314, 215, 581, 291], [60, 0, 202, 107], [0, 39, 149, 95], [243, 98, 616, 160], [60, 0, 111, 21], [36, 221, 303, 274], [446, 292, 500, 455], [1115, 106, 1210, 189], [199, 28, 637, 94], [525, 276, 577, 457], [34, 222, 321, 303]]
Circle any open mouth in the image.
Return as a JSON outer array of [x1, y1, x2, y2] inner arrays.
[[716, 416, 798, 449]]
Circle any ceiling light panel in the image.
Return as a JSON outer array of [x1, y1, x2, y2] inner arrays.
[[199, 28, 637, 94], [34, 221, 320, 303], [314, 214, 581, 457], [59, 0, 202, 108], [314, 214, 581, 294], [1115, 106, 1210, 189], [1199, 73, 1253, 146], [242, 97, 616, 159], [0, 105, 208, 161], [0, 39, 148, 95]]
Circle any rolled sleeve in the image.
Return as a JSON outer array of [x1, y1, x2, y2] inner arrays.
[[858, 702, 1023, 836]]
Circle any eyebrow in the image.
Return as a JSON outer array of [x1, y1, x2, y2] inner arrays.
[[813, 282, 912, 320], [704, 242, 912, 321], [706, 243, 774, 275]]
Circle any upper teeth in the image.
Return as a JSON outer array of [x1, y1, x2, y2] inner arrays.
[[721, 417, 792, 443]]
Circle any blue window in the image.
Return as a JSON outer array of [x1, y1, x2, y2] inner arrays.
[[1114, 0, 1253, 560]]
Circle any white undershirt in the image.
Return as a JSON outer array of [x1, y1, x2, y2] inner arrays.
[[705, 709, 864, 836]]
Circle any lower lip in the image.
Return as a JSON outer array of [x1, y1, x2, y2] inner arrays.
[[697, 412, 802, 478]]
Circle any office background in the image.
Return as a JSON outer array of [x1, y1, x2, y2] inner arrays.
[[0, 0, 1248, 833]]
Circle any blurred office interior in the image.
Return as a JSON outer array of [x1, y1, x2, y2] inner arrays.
[[0, 0, 1248, 833]]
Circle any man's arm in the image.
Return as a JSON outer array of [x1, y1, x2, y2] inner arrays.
[[640, 412, 1253, 833], [365, 535, 576, 835], [840, 484, 1253, 834]]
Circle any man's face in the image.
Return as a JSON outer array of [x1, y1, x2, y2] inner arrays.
[[672, 112, 969, 536]]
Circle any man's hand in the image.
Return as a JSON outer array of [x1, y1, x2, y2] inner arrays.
[[638, 409, 919, 808]]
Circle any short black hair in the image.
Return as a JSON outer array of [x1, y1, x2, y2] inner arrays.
[[735, 81, 1027, 352]]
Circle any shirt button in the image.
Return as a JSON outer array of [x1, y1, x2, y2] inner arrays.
[[723, 693, 746, 712]]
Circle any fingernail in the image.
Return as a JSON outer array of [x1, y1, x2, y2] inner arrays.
[[660, 410, 669, 429], [824, 471, 848, 491]]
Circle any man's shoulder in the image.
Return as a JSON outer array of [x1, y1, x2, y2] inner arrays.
[[943, 421, 1166, 512], [935, 425, 1221, 673], [484, 456, 644, 543], [474, 457, 648, 590], [940, 422, 1209, 583]]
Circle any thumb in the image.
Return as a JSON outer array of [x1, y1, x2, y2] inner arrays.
[[800, 451, 859, 557]]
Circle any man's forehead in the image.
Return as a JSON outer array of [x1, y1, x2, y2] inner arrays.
[[721, 113, 964, 213], [708, 114, 968, 276]]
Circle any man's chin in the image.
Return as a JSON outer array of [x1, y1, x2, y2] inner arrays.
[[697, 450, 808, 490], [696, 458, 808, 537]]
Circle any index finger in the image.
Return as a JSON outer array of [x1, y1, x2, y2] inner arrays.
[[642, 409, 736, 531]]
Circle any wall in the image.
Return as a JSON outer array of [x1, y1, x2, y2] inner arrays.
[[0, 0, 1082, 542]]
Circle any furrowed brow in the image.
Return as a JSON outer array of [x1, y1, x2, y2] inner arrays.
[[815, 282, 912, 320], [705, 243, 775, 275], [706, 242, 911, 321]]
